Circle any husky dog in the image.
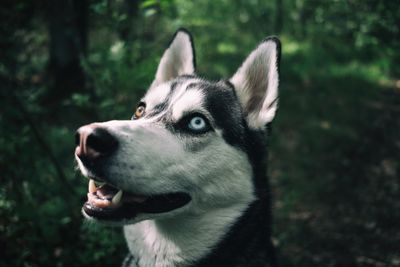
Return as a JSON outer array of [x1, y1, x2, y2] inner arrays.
[[75, 29, 280, 267]]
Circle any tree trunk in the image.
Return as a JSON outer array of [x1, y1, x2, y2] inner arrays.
[[46, 0, 88, 105]]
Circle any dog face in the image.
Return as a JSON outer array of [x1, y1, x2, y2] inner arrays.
[[75, 30, 280, 225]]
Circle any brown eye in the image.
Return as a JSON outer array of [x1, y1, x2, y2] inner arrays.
[[134, 105, 145, 119]]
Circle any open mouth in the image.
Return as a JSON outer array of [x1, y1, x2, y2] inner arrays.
[[83, 179, 191, 221]]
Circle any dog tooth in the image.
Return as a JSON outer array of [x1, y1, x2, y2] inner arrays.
[[112, 190, 123, 205], [95, 181, 106, 187], [88, 179, 96, 193]]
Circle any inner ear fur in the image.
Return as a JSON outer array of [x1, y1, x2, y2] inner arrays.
[[152, 29, 196, 87], [230, 37, 281, 129]]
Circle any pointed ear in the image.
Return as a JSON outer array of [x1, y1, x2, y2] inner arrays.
[[152, 29, 196, 86], [230, 37, 281, 129]]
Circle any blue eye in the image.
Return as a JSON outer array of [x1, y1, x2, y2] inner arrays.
[[184, 114, 211, 134], [188, 116, 207, 131]]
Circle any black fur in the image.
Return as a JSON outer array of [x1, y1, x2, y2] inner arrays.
[[198, 84, 275, 266]]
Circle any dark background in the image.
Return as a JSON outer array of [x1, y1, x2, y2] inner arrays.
[[1, 0, 399, 266]]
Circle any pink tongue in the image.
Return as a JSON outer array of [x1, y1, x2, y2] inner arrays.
[[87, 193, 113, 208], [86, 183, 149, 209], [86, 184, 119, 209]]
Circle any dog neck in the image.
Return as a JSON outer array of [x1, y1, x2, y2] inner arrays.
[[123, 197, 274, 267], [123, 201, 253, 267]]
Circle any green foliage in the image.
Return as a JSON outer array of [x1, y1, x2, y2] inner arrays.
[[1, 0, 399, 266]]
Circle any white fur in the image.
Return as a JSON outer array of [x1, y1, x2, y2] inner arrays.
[[93, 119, 255, 203], [171, 88, 205, 120], [230, 40, 279, 129], [77, 115, 255, 204], [166, 79, 197, 110], [124, 202, 250, 266], [77, 115, 255, 265], [144, 83, 172, 111]]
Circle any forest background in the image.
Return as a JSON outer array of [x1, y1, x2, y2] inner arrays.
[[1, 0, 399, 266]]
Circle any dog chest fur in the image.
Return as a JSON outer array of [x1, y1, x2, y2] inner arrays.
[[123, 203, 253, 267]]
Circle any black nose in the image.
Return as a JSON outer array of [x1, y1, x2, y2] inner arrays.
[[75, 125, 118, 160]]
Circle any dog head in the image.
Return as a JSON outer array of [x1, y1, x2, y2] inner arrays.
[[75, 29, 280, 225]]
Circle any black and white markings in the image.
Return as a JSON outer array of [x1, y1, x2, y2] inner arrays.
[[76, 29, 281, 267]]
